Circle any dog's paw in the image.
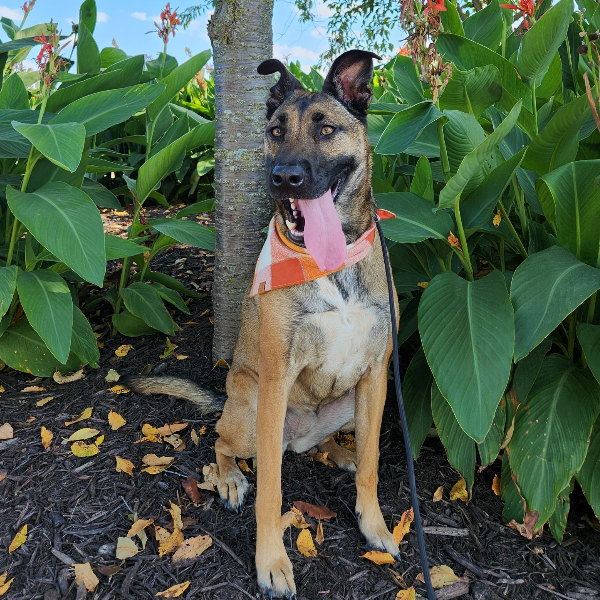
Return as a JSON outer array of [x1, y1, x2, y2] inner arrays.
[[256, 538, 297, 599], [357, 509, 401, 561], [216, 463, 250, 513], [317, 438, 357, 473]]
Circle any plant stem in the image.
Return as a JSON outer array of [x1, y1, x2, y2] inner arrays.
[[499, 239, 505, 271], [437, 118, 451, 182], [532, 81, 538, 134], [497, 200, 528, 258], [455, 198, 474, 281], [567, 307, 578, 360], [423, 239, 447, 272], [159, 41, 168, 80], [406, 244, 432, 278], [511, 176, 527, 242], [501, 18, 506, 58]]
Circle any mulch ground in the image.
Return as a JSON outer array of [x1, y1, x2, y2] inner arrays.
[[1, 208, 600, 600]]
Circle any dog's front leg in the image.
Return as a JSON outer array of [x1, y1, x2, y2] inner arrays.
[[255, 315, 297, 599], [354, 359, 401, 559]]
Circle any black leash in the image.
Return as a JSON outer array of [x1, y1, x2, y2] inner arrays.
[[376, 219, 436, 600]]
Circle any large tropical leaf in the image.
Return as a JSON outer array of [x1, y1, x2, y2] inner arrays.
[[119, 282, 176, 335], [439, 65, 502, 117], [77, 22, 100, 75], [462, 0, 503, 50], [392, 55, 424, 105], [0, 265, 17, 319], [419, 270, 515, 441], [577, 418, 600, 520], [511, 246, 600, 361], [6, 182, 106, 286], [509, 354, 600, 526], [147, 218, 215, 251], [0, 72, 28, 110], [578, 324, 600, 385], [71, 305, 100, 368], [410, 156, 434, 202]]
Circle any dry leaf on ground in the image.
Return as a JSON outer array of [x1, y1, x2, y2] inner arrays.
[[199, 425, 207, 435], [449, 478, 468, 502], [115, 456, 135, 476], [238, 459, 252, 473], [0, 573, 15, 597], [127, 519, 154, 538], [433, 486, 443, 502], [296, 529, 317, 557], [212, 358, 230, 369], [105, 369, 120, 382], [160, 338, 178, 359], [190, 429, 199, 445], [315, 522, 325, 545], [158, 528, 184, 556], [155, 526, 171, 544], [41, 426, 53, 449], [96, 565, 122, 577], [35, 396, 54, 407], [67, 428, 100, 442], [141, 455, 174, 474], [115, 344, 132, 357], [9, 525, 27, 553], [0, 423, 13, 440], [73, 563, 99, 592], [361, 551, 395, 565], [22, 385, 45, 392], [108, 410, 126, 430], [157, 422, 188, 436], [0, 472, 7, 484], [65, 407, 93, 426], [201, 463, 219, 490], [71, 441, 100, 457], [182, 477, 201, 504], [280, 507, 309, 531], [507, 510, 541, 540], [167, 502, 184, 531], [492, 474, 502, 496], [164, 434, 185, 450], [172, 534, 212, 564], [109, 385, 130, 394], [155, 581, 191, 598], [393, 508, 414, 545], [293, 500, 337, 521], [395, 587, 416, 600], [115, 537, 139, 559], [53, 369, 84, 384], [416, 565, 466, 589]]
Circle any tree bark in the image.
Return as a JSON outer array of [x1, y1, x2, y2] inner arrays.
[[208, 0, 274, 360]]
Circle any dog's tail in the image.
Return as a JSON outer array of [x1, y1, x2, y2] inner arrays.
[[124, 376, 226, 415]]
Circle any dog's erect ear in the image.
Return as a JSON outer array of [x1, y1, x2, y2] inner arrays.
[[322, 50, 381, 115], [257, 59, 305, 119]]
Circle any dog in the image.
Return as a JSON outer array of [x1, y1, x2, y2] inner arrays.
[[127, 49, 400, 599]]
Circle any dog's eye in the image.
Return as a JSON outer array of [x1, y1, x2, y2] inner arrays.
[[271, 127, 282, 137], [321, 126, 335, 136]]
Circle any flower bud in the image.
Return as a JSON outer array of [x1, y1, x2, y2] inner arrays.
[[589, 30, 599, 41], [577, 44, 589, 54]]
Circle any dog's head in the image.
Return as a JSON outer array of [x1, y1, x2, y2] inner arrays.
[[257, 50, 380, 272]]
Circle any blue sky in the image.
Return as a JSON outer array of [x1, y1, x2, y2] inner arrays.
[[0, 0, 378, 70]]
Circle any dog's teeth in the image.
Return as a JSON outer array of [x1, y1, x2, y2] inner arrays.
[[290, 200, 296, 209], [293, 210, 299, 217], [285, 219, 296, 230]]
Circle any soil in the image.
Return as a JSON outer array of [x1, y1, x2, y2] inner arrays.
[[1, 208, 600, 600]]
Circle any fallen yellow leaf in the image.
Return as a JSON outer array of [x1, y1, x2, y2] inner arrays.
[[158, 528, 184, 556], [115, 344, 132, 357], [174, 354, 188, 360], [492, 474, 502, 496], [0, 423, 13, 440], [9, 525, 27, 553], [416, 565, 464, 589], [71, 441, 100, 457], [199, 425, 207, 435], [393, 508, 414, 545], [160, 338, 178, 359], [154, 526, 171, 544], [238, 459, 253, 473], [450, 478, 468, 502], [0, 572, 15, 597], [172, 534, 212, 564], [127, 519, 154, 538], [73, 563, 99, 592], [0, 386, 4, 393], [53, 369, 84, 384], [296, 529, 317, 557], [190, 429, 199, 445], [142, 454, 174, 466], [164, 434, 184, 450], [142, 465, 171, 474], [280, 507, 309, 531], [108, 410, 126, 430], [95, 435, 104, 446], [115, 537, 139, 559], [396, 587, 416, 600], [26, 416, 36, 423], [109, 385, 130, 394], [168, 501, 183, 531], [115, 456, 135, 476], [155, 581, 191, 598], [143, 424, 160, 436], [433, 486, 443, 502], [67, 428, 100, 442], [65, 407, 93, 426], [315, 522, 325, 545], [105, 369, 120, 382], [360, 550, 395, 565], [35, 396, 54, 407], [212, 358, 230, 370], [41, 426, 53, 449], [22, 385, 45, 392], [0, 472, 7, 484], [157, 422, 188, 436]]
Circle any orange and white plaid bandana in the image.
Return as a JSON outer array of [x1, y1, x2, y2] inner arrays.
[[250, 209, 395, 297]]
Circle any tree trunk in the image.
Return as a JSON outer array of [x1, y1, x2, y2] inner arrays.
[[208, 0, 274, 361]]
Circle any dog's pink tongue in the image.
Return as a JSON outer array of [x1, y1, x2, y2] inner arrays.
[[297, 190, 346, 272]]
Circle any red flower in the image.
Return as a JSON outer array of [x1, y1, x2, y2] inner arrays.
[[424, 0, 447, 13], [398, 45, 410, 56], [500, 0, 541, 28], [22, 0, 35, 14], [33, 33, 52, 66], [152, 3, 181, 44]]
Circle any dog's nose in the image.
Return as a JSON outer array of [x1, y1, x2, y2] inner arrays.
[[271, 164, 305, 187]]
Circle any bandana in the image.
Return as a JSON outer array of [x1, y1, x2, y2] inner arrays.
[[249, 209, 395, 297]]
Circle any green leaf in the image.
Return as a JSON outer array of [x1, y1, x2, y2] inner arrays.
[[439, 100, 522, 210], [403, 347, 434, 460], [501, 451, 525, 524], [463, 0, 503, 50], [511, 246, 600, 361], [577, 418, 600, 520], [105, 234, 144, 260], [548, 480, 574, 542], [71, 304, 99, 368], [79, 0, 97, 33], [145, 270, 202, 298], [103, 54, 145, 87], [16, 270, 73, 363], [509, 354, 600, 525], [0, 72, 28, 110], [523, 91, 593, 175], [439, 66, 502, 118], [119, 282, 176, 335], [461, 148, 526, 230], [375, 102, 443, 155], [147, 217, 215, 251], [12, 121, 86, 172], [478, 400, 506, 466], [440, 0, 465, 36], [50, 84, 166, 137], [410, 156, 434, 202], [6, 182, 106, 286], [176, 199, 215, 218], [153, 282, 190, 315], [377, 192, 453, 243], [100, 47, 128, 68], [137, 121, 215, 203], [0, 316, 80, 376], [0, 122, 31, 157], [419, 270, 515, 441], [513, 337, 552, 403], [431, 382, 476, 494], [82, 179, 120, 208], [0, 265, 17, 319], [537, 160, 600, 266], [516, 0, 574, 87], [578, 324, 600, 385], [77, 22, 100, 75], [391, 55, 424, 105], [111, 310, 160, 337]]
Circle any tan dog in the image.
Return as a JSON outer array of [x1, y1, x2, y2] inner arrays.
[[127, 50, 400, 599]]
